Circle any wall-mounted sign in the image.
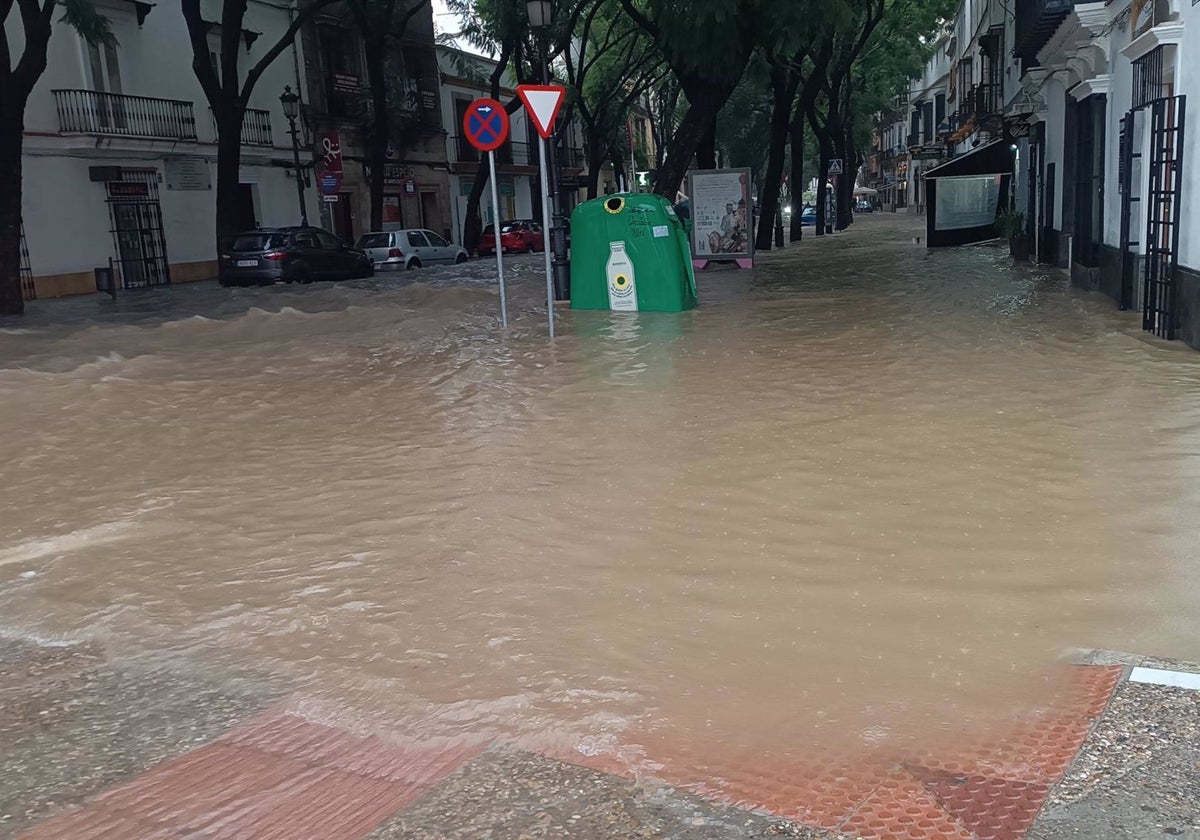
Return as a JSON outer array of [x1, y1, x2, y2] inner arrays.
[[332, 74, 360, 94], [421, 90, 437, 110], [164, 157, 211, 190]]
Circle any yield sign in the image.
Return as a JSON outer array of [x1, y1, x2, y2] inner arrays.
[[463, 98, 510, 152], [517, 85, 566, 140]]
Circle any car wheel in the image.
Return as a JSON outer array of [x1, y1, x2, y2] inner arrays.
[[407, 259, 421, 270], [455, 253, 468, 265], [293, 264, 313, 284], [525, 243, 535, 254]]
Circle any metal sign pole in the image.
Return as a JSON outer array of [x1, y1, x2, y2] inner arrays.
[[487, 149, 508, 328], [537, 136, 555, 339]]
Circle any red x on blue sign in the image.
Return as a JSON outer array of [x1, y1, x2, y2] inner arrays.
[[463, 98, 510, 153]]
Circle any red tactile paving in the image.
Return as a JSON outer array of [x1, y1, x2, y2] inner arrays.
[[1044, 665, 1121, 720], [915, 771, 1049, 840], [841, 776, 974, 840], [20, 665, 1124, 840], [19, 711, 481, 840], [910, 712, 1094, 785], [537, 664, 1123, 840]]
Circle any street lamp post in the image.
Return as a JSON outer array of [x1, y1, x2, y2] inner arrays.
[[527, 0, 570, 301], [279, 85, 308, 227]]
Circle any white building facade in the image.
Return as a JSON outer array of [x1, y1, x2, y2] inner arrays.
[[909, 0, 1200, 350], [1016, 0, 1200, 348], [436, 45, 588, 247], [11, 0, 320, 298]]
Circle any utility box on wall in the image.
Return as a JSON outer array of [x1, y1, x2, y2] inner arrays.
[[569, 194, 697, 313]]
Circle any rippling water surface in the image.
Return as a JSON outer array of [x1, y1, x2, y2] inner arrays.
[[2, 214, 1198, 768]]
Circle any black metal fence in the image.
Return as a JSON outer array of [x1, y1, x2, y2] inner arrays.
[[19, 223, 34, 301], [54, 90, 197, 140]]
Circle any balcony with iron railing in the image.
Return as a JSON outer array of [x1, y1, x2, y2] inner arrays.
[[209, 107, 273, 146], [54, 90, 197, 140], [906, 132, 920, 149], [973, 83, 1000, 119]]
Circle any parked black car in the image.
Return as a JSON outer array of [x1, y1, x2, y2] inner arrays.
[[219, 227, 373, 286]]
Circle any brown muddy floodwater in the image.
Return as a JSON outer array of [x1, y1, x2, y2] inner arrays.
[[2, 214, 1199, 771]]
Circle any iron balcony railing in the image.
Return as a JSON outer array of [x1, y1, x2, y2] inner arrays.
[[210, 107, 273, 146], [973, 83, 1000, 119], [54, 89, 197, 140], [453, 138, 536, 166]]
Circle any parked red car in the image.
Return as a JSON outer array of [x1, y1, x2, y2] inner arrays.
[[477, 220, 545, 256]]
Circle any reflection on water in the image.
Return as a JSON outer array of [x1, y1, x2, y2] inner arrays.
[[2, 216, 1199, 767]]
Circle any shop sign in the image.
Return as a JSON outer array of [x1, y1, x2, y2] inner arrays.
[[383, 196, 402, 224], [107, 181, 150, 198], [384, 164, 413, 187], [460, 179, 514, 197], [912, 145, 946, 160]]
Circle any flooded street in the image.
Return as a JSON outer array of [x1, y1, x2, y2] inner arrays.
[[2, 213, 1199, 777]]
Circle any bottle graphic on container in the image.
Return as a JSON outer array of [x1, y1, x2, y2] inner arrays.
[[606, 241, 638, 311]]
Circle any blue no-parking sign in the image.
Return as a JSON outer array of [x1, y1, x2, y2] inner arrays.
[[462, 99, 510, 152]]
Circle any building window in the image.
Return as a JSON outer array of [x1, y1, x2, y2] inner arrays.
[[86, 38, 123, 94], [319, 24, 363, 118], [453, 98, 479, 162], [1132, 47, 1170, 107]]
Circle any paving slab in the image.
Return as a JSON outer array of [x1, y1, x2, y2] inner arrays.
[[0, 639, 285, 838], [369, 748, 850, 840]]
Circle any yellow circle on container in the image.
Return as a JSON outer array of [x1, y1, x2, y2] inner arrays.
[[613, 274, 629, 289], [604, 197, 626, 214]]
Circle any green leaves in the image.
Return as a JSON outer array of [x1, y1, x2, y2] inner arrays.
[[58, 0, 116, 46]]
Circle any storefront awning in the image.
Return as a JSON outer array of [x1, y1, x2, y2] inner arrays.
[[923, 138, 1014, 179]]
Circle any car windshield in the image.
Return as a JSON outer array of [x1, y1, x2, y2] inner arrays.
[[357, 234, 390, 249], [482, 225, 495, 235], [231, 234, 287, 251]]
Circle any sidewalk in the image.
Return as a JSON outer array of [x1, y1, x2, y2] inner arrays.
[[3, 638, 1196, 839]]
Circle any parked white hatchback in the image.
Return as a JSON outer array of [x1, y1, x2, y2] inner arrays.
[[356, 229, 469, 271]]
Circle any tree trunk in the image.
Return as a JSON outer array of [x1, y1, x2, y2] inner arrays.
[[653, 80, 730, 200], [610, 146, 627, 192], [365, 39, 389, 232], [789, 115, 804, 243], [214, 108, 248, 252], [586, 150, 605, 199], [696, 115, 717, 170], [0, 113, 26, 316], [756, 66, 798, 252]]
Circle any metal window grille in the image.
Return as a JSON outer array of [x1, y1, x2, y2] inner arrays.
[[1132, 47, 1166, 108], [106, 169, 171, 289]]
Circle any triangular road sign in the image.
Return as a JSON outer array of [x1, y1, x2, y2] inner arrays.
[[517, 85, 566, 140]]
